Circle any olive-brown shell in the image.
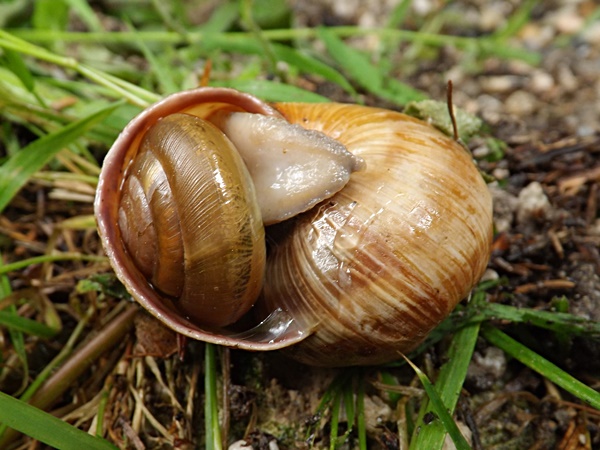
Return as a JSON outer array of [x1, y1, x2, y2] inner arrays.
[[117, 113, 265, 327], [95, 87, 493, 366]]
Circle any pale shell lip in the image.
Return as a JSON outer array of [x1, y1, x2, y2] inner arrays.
[[95, 87, 310, 350]]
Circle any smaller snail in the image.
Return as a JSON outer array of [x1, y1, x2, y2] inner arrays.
[[114, 106, 363, 328], [95, 87, 492, 366]]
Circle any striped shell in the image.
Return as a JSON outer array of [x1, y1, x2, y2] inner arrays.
[[95, 88, 492, 367], [263, 103, 491, 365]]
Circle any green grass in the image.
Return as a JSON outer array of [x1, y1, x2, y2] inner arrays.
[[0, 1, 597, 449], [0, 391, 118, 450], [205, 343, 223, 450]]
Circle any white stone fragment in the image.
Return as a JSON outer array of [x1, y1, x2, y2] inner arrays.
[[228, 440, 252, 450], [516, 181, 553, 226]]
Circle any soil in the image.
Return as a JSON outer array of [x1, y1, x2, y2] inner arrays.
[[1, 1, 600, 449]]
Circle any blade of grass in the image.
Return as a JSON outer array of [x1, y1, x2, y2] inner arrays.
[[0, 310, 58, 338], [0, 30, 158, 106], [0, 253, 107, 276], [492, 0, 538, 40], [403, 355, 471, 450], [124, 19, 179, 95], [318, 27, 427, 105], [0, 391, 118, 450], [0, 254, 29, 396], [400, 9, 445, 66], [197, 1, 239, 33], [356, 373, 367, 450], [200, 34, 357, 98], [211, 79, 329, 102], [342, 380, 355, 437], [239, 0, 280, 77], [0, 304, 138, 447], [329, 385, 342, 450], [327, 373, 359, 448], [0, 101, 121, 214], [386, 0, 412, 29], [10, 306, 81, 407], [318, 28, 380, 92], [409, 322, 480, 449], [8, 27, 542, 65], [409, 295, 600, 359], [479, 303, 600, 337], [481, 324, 600, 411], [306, 371, 353, 446], [204, 343, 222, 450], [272, 45, 357, 98], [151, 0, 189, 36], [96, 388, 110, 438], [2, 48, 46, 107], [378, 0, 412, 68], [3, 313, 28, 393], [63, 0, 104, 32], [377, 371, 403, 404], [33, 0, 68, 32], [0, 80, 127, 147]]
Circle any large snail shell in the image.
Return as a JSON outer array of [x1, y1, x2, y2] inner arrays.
[[262, 103, 492, 366], [95, 87, 493, 366]]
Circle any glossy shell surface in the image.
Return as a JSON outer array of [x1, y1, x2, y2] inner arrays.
[[264, 103, 492, 365], [95, 88, 493, 366]]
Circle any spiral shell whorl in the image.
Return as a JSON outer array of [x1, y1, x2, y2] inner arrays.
[[262, 103, 492, 366], [116, 113, 266, 327]]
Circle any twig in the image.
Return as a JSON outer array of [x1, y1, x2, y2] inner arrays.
[[446, 80, 459, 142]]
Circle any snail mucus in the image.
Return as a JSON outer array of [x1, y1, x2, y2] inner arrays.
[[95, 87, 493, 367]]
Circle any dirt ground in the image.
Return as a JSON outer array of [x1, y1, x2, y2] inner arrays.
[[1, 1, 600, 449]]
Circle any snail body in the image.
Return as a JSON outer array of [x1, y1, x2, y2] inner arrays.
[[95, 87, 492, 366]]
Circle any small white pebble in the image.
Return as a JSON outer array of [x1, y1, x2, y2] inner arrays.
[[479, 4, 507, 31], [477, 94, 504, 124], [550, 7, 585, 34], [557, 64, 578, 92], [363, 395, 392, 432], [412, 0, 434, 15], [491, 187, 518, 233], [443, 421, 473, 450], [332, 0, 359, 19], [468, 347, 507, 380], [480, 268, 499, 282], [481, 75, 519, 93], [229, 440, 252, 450], [529, 70, 554, 93], [578, 125, 596, 137], [492, 167, 510, 181], [516, 181, 552, 225], [504, 90, 537, 116]]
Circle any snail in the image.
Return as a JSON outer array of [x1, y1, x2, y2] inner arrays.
[[95, 87, 492, 367]]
